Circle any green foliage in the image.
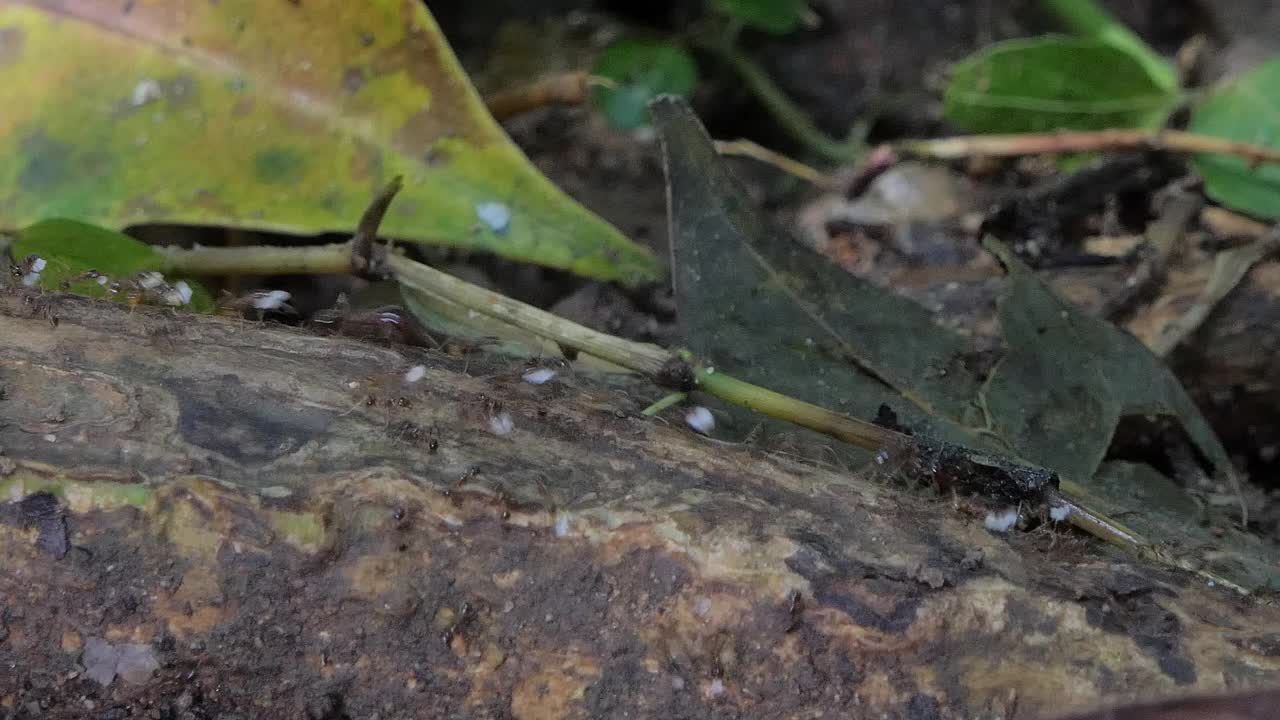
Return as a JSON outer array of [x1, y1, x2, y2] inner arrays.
[[943, 37, 1179, 133], [13, 219, 213, 311], [709, 0, 808, 34], [592, 40, 698, 130], [1189, 59, 1280, 218], [0, 1, 658, 286]]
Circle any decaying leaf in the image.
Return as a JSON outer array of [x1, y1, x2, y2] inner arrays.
[[979, 238, 1238, 489], [0, 1, 658, 284], [650, 96, 988, 449], [651, 96, 1277, 592]]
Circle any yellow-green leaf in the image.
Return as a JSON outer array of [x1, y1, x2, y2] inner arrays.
[[0, 1, 659, 285]]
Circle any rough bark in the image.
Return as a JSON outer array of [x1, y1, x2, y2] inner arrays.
[[1, 291, 1278, 720]]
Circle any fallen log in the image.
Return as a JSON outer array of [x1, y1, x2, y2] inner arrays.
[[1, 291, 1277, 719]]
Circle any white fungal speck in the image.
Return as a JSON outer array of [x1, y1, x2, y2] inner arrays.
[[130, 78, 163, 107], [96, 275, 110, 286], [29, 257, 47, 273], [404, 365, 427, 383], [162, 281, 193, 306], [693, 597, 712, 617], [21, 272, 41, 287], [684, 406, 714, 435], [874, 448, 890, 465], [553, 514, 570, 538], [1049, 505, 1071, 522], [43, 434, 57, 443], [135, 271, 166, 290], [522, 367, 557, 385], [475, 202, 511, 233], [984, 508, 1019, 533], [252, 290, 292, 311], [707, 679, 725, 699], [488, 412, 515, 436], [671, 676, 685, 691]]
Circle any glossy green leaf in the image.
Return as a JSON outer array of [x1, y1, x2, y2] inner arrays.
[[0, 1, 658, 285], [13, 219, 213, 311], [1190, 58, 1280, 218], [592, 40, 698, 130], [944, 37, 1179, 133], [709, 0, 807, 34]]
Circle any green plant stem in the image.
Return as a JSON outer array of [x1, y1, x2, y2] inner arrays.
[[698, 40, 862, 162], [641, 392, 688, 417], [693, 366, 898, 450], [390, 254, 674, 377], [159, 242, 354, 276], [1040, 0, 1176, 92], [392, 252, 900, 449]]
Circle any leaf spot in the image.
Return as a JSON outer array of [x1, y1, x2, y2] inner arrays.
[[0, 27, 24, 67], [19, 132, 71, 193], [475, 202, 511, 234], [253, 147, 306, 185], [130, 78, 163, 108]]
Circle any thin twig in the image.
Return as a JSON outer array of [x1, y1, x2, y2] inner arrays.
[[159, 242, 353, 276], [1102, 189, 1201, 322], [351, 176, 403, 274], [697, 40, 863, 162], [484, 71, 601, 121], [713, 139, 839, 189], [896, 129, 1280, 167], [1152, 228, 1280, 357]]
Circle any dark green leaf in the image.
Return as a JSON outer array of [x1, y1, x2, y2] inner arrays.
[[979, 238, 1235, 484], [593, 40, 698, 130], [650, 96, 988, 450], [709, 0, 807, 34], [1189, 58, 1280, 218], [652, 96, 1274, 591], [944, 37, 1179, 133], [13, 219, 213, 311]]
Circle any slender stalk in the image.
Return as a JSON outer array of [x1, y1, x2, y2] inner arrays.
[[698, 40, 862, 162], [158, 242, 353, 276], [484, 71, 596, 121], [895, 129, 1280, 166], [390, 254, 674, 377], [1040, 0, 1177, 92], [694, 366, 900, 450], [713, 139, 839, 188], [641, 392, 688, 417]]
